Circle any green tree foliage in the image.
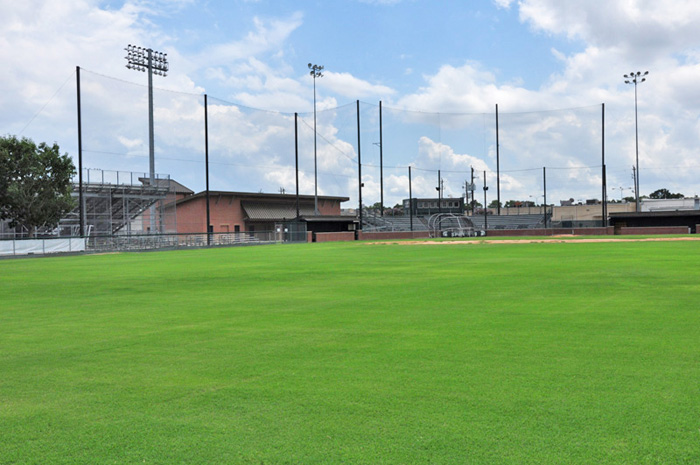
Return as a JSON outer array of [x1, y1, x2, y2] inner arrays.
[[488, 199, 502, 209], [0, 136, 76, 234], [504, 199, 536, 208], [649, 188, 684, 199]]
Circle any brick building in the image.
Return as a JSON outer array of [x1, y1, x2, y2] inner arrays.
[[169, 190, 353, 234]]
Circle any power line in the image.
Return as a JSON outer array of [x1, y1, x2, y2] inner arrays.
[[19, 71, 76, 135]]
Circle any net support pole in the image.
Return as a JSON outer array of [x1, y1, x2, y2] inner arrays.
[[357, 100, 363, 230], [204, 94, 211, 245], [496, 103, 501, 215], [543, 167, 547, 228], [295, 112, 300, 220], [76, 66, 84, 238], [602, 103, 607, 228], [379, 100, 384, 217], [409, 166, 413, 232], [483, 171, 488, 231]]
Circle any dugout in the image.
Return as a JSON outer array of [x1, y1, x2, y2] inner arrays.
[[609, 211, 700, 234]]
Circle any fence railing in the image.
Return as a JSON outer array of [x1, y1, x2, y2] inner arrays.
[[0, 237, 87, 256], [0, 230, 308, 256]]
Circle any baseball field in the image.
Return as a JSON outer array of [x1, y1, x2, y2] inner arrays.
[[1, 238, 698, 463]]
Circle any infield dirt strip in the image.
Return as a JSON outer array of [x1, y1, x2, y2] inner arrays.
[[376, 236, 700, 245]]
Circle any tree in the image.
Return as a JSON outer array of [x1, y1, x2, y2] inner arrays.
[[504, 199, 535, 208], [649, 188, 684, 199], [488, 199, 502, 209], [0, 136, 76, 234]]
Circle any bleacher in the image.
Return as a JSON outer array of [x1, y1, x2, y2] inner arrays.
[[468, 214, 546, 230], [362, 213, 429, 231]]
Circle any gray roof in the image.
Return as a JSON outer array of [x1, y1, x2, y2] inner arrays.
[[242, 202, 315, 221], [139, 178, 194, 194]]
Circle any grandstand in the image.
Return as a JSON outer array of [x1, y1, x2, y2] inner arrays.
[[469, 214, 547, 230], [362, 209, 550, 234], [59, 169, 174, 237], [362, 211, 429, 232]]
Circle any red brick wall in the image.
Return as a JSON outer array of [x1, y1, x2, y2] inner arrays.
[[209, 197, 245, 233], [317, 199, 342, 215], [486, 227, 614, 237], [358, 231, 431, 240], [618, 226, 690, 235], [175, 197, 206, 234], [315, 232, 356, 242]]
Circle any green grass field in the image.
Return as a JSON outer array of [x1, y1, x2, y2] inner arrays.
[[2, 240, 699, 464]]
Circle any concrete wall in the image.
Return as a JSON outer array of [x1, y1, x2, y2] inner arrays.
[[493, 203, 636, 221]]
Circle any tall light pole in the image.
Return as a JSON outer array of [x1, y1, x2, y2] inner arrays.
[[623, 70, 648, 213], [308, 63, 324, 215], [125, 44, 168, 232], [612, 186, 632, 202]]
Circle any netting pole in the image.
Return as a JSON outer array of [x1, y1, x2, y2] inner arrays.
[[379, 101, 384, 216], [483, 171, 488, 230], [602, 103, 607, 227], [496, 103, 501, 215], [409, 166, 413, 231], [543, 167, 548, 228], [204, 94, 211, 244], [357, 100, 363, 230], [76, 66, 84, 238], [295, 112, 300, 220]]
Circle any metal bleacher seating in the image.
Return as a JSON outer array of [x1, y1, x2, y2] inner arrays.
[[468, 214, 546, 230]]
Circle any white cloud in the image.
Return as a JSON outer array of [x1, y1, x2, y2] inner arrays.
[[321, 72, 396, 99], [4, 0, 700, 204], [198, 12, 303, 65]]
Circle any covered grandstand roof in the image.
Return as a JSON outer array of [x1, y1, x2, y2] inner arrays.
[[138, 177, 194, 195]]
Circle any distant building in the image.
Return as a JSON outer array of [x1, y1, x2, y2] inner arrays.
[[401, 197, 465, 216], [641, 197, 700, 212]]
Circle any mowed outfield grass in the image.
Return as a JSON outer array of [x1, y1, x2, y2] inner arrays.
[[1, 240, 699, 464]]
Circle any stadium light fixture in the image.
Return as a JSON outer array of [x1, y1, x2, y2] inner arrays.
[[623, 70, 648, 213], [612, 186, 633, 202], [125, 44, 169, 233], [309, 63, 324, 215]]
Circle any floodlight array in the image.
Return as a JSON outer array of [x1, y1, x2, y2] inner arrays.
[[308, 63, 324, 78], [623, 70, 648, 85], [124, 44, 169, 76]]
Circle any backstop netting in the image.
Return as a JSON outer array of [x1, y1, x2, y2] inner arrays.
[[19, 67, 696, 238]]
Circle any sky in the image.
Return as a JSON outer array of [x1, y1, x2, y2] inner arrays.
[[3, 0, 700, 209]]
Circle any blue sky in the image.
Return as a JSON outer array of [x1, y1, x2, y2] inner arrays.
[[3, 0, 700, 207]]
